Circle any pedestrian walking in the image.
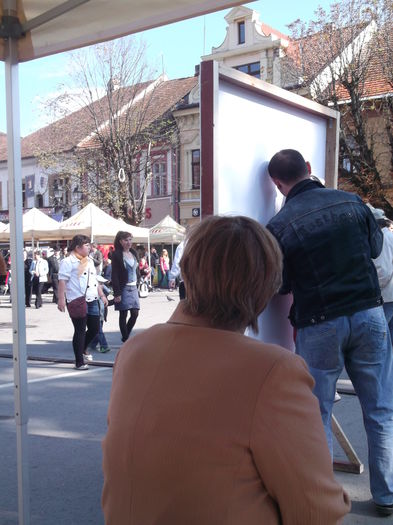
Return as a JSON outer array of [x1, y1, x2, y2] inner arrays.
[[30, 250, 48, 309], [158, 249, 170, 288], [111, 231, 140, 343], [48, 247, 61, 304], [87, 275, 111, 354], [57, 235, 108, 370], [24, 250, 33, 307]]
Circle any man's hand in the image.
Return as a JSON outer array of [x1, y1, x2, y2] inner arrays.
[[102, 296, 109, 307], [114, 295, 121, 303], [169, 279, 176, 289]]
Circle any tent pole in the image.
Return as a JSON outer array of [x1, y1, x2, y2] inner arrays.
[[147, 234, 151, 287], [5, 20, 31, 525]]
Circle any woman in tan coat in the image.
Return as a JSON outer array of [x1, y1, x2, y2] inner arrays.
[[102, 215, 350, 524]]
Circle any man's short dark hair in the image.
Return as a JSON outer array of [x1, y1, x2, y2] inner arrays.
[[268, 149, 308, 184]]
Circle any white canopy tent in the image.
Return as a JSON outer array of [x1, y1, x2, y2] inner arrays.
[[0, 206, 60, 242], [150, 214, 186, 261], [57, 202, 149, 243], [149, 214, 186, 244], [1, 2, 251, 522]]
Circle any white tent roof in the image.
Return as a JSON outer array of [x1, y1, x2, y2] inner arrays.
[[0, 207, 60, 241], [0, 1, 249, 62], [150, 214, 186, 243], [58, 202, 149, 243]]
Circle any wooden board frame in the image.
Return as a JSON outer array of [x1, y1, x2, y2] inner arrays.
[[200, 60, 340, 217]]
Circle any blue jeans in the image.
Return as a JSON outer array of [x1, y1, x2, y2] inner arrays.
[[383, 301, 393, 344], [89, 320, 108, 350], [296, 306, 393, 505]]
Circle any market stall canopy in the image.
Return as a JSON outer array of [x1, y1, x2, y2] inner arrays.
[[57, 202, 149, 243], [0, 207, 60, 241], [150, 214, 186, 243], [0, 0, 249, 62], [0, 221, 7, 232]]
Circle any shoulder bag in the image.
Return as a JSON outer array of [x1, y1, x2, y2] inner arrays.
[[66, 267, 90, 319]]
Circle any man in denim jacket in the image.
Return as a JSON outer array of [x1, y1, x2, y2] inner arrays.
[[267, 149, 393, 516]]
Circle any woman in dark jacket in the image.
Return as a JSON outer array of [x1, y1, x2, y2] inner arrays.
[[111, 231, 140, 342]]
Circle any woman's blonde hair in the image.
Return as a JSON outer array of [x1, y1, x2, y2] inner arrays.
[[180, 215, 282, 332]]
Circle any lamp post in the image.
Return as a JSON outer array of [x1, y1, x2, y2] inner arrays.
[[73, 185, 83, 203]]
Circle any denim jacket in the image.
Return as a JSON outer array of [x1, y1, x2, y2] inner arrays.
[[267, 179, 383, 328]]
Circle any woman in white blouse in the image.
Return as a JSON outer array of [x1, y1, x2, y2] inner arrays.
[[58, 235, 107, 370]]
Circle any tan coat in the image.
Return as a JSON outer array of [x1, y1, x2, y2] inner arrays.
[[102, 304, 350, 524]]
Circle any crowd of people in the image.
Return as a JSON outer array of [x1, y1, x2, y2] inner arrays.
[[1, 241, 175, 306], [51, 234, 175, 370], [102, 150, 393, 522], [3, 148, 393, 521]]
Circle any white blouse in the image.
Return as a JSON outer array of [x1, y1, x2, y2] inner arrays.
[[59, 253, 99, 302]]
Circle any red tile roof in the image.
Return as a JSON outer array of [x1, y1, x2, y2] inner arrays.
[[0, 78, 198, 162], [285, 22, 392, 101], [260, 23, 289, 42], [79, 76, 198, 149], [335, 35, 392, 100], [285, 25, 363, 87], [17, 81, 152, 161]]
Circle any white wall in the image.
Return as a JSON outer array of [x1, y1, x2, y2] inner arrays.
[[213, 77, 329, 350]]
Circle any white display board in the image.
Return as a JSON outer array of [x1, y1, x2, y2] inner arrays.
[[201, 62, 340, 349], [216, 79, 327, 221]]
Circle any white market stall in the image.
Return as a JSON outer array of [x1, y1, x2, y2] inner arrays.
[[150, 214, 186, 261], [0, 1, 253, 523], [149, 214, 186, 244], [0, 207, 60, 244], [57, 202, 149, 244]]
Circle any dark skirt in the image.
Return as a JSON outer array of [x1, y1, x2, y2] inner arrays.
[[115, 284, 140, 311]]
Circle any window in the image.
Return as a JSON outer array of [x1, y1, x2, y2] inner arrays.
[[152, 159, 167, 197], [35, 194, 43, 208], [191, 149, 200, 190], [235, 62, 260, 78], [238, 21, 245, 44]]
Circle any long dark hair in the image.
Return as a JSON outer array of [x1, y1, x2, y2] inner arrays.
[[114, 231, 133, 252]]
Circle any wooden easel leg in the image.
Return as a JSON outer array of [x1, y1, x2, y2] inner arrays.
[[332, 414, 364, 474]]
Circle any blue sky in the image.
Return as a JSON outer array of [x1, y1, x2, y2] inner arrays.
[[0, 0, 333, 136]]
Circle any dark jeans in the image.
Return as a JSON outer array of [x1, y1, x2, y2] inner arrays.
[[70, 314, 100, 367], [52, 275, 59, 303], [35, 281, 44, 308], [179, 281, 186, 300], [25, 278, 32, 306], [84, 315, 100, 351], [89, 320, 109, 350], [158, 269, 168, 288]]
